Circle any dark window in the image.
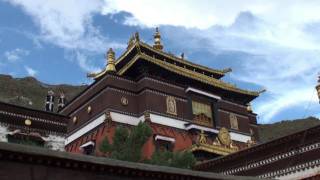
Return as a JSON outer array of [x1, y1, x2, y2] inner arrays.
[[81, 142, 95, 155], [155, 139, 173, 152]]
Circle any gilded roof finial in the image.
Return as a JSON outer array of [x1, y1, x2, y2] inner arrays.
[[106, 48, 116, 73], [153, 27, 163, 50], [134, 32, 140, 42], [127, 34, 135, 49], [316, 73, 320, 103]]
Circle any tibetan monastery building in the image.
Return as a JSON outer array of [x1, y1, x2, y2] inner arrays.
[[60, 28, 264, 160]]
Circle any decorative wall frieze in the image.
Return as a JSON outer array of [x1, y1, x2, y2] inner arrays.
[[222, 142, 320, 176], [108, 87, 137, 96], [139, 89, 187, 102], [60, 74, 135, 113], [70, 86, 187, 116], [138, 77, 184, 90], [0, 122, 65, 138], [0, 110, 67, 126], [109, 74, 135, 84], [260, 159, 320, 179]]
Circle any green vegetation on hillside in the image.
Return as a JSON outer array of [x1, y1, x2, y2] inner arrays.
[[0, 74, 87, 111], [258, 116, 320, 143]]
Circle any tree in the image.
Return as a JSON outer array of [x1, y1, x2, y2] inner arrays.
[[148, 150, 196, 169], [99, 122, 196, 169], [99, 122, 152, 162]]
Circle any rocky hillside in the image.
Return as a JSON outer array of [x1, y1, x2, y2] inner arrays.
[[0, 74, 87, 111], [0, 74, 319, 142]]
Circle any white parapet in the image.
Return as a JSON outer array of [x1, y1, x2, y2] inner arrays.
[[0, 125, 8, 142], [43, 135, 66, 151]]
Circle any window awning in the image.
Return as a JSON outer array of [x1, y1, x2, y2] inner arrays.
[[155, 135, 175, 143], [80, 141, 95, 148]]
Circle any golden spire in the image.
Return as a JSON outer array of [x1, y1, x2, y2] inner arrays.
[[106, 48, 116, 73], [153, 27, 163, 50], [316, 73, 320, 103]]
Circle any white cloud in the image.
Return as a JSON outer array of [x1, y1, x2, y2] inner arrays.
[[4, 48, 29, 62], [102, 0, 320, 29], [24, 66, 37, 77], [6, 0, 125, 72], [101, 1, 320, 123]]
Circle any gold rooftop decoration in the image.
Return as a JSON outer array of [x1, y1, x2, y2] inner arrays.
[[87, 48, 117, 79], [117, 40, 232, 76], [316, 74, 320, 103], [106, 48, 116, 72], [153, 27, 163, 50], [190, 127, 239, 156]]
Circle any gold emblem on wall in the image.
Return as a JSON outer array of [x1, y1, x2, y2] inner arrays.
[[218, 127, 231, 146], [72, 116, 78, 124], [198, 130, 208, 144], [24, 119, 32, 126], [166, 96, 177, 115], [229, 113, 239, 130], [87, 106, 92, 114], [121, 97, 129, 106]]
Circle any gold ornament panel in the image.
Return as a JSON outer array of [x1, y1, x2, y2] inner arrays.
[[166, 96, 177, 115]]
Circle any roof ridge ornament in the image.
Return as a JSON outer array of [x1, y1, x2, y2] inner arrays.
[[258, 89, 267, 94], [127, 34, 135, 49], [153, 27, 163, 50], [135, 32, 140, 42], [106, 48, 116, 73]]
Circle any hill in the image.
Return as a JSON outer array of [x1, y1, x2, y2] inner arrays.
[[0, 74, 319, 142], [0, 74, 87, 111], [258, 116, 320, 143]]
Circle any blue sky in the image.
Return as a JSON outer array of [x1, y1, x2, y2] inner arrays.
[[0, 0, 320, 124]]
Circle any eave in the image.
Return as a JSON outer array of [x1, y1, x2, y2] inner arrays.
[[118, 53, 261, 97], [138, 41, 231, 76], [91, 40, 232, 80], [190, 144, 237, 156]]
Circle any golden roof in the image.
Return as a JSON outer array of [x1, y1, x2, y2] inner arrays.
[[115, 40, 231, 77], [88, 31, 264, 97], [118, 53, 261, 96]]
